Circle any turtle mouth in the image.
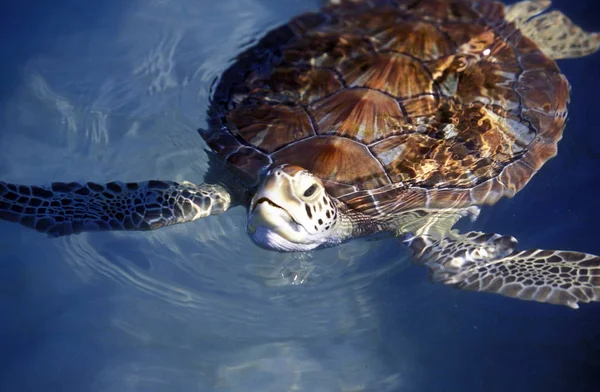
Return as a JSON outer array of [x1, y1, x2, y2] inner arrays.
[[252, 197, 280, 212], [251, 197, 301, 226], [247, 198, 317, 252]]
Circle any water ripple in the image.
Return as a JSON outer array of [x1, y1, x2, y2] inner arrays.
[[4, 0, 598, 390]]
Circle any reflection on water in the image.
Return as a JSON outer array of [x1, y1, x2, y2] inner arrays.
[[0, 0, 599, 391]]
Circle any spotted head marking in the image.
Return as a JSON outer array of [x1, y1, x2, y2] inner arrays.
[[247, 165, 339, 251]]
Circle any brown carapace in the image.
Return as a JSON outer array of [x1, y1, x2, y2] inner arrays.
[[205, 0, 596, 217]]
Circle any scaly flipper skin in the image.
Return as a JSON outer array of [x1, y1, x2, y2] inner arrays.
[[404, 232, 600, 309], [506, 0, 600, 59], [0, 181, 231, 237]]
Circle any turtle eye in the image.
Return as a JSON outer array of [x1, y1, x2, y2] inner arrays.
[[303, 184, 318, 198]]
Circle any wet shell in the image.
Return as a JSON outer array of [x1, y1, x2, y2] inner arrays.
[[203, 0, 569, 215]]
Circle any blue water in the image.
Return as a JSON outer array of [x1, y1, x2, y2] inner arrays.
[[0, 0, 598, 391]]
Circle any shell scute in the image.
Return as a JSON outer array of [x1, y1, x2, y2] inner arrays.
[[471, 0, 505, 24], [330, 5, 400, 34], [370, 134, 438, 184], [282, 32, 372, 68], [455, 60, 522, 113], [247, 66, 343, 104], [470, 179, 501, 205], [271, 137, 390, 195], [226, 102, 314, 153], [288, 10, 332, 35], [397, 0, 481, 22], [400, 94, 439, 119], [311, 88, 407, 144], [426, 188, 473, 209], [375, 22, 456, 60], [498, 160, 537, 197], [341, 52, 434, 97], [226, 147, 271, 182], [521, 139, 558, 171], [521, 109, 566, 143], [516, 69, 569, 116], [438, 22, 491, 52]]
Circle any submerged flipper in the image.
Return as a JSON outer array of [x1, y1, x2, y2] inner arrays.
[[404, 232, 600, 309], [0, 180, 231, 236], [506, 0, 600, 59]]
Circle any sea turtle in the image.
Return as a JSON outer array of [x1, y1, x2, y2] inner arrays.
[[1, 0, 599, 308]]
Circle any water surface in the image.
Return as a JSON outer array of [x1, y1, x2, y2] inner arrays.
[[0, 0, 599, 391]]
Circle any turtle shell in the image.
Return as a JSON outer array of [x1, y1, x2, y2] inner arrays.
[[203, 0, 569, 216]]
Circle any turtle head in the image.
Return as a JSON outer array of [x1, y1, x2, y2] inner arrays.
[[247, 165, 340, 252]]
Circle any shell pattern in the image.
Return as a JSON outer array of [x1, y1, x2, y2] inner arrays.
[[203, 0, 569, 216]]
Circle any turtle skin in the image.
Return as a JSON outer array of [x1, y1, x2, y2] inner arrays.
[[203, 0, 569, 217]]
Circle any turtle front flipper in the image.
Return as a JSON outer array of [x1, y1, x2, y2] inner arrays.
[[0, 180, 231, 237], [506, 0, 600, 59], [403, 232, 600, 309]]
